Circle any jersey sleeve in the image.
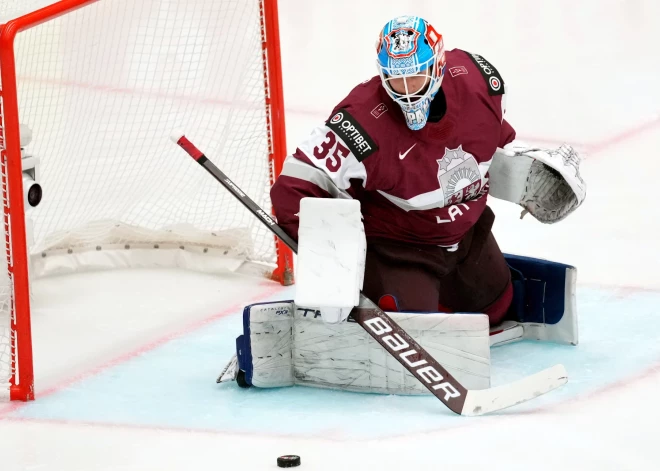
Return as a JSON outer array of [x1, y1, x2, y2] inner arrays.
[[499, 118, 516, 147], [498, 83, 516, 146], [270, 106, 378, 240], [460, 50, 516, 148]]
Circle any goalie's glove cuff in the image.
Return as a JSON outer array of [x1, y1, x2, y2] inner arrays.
[[506, 143, 587, 224]]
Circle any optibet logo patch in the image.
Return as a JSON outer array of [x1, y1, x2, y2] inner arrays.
[[467, 53, 505, 96], [326, 108, 378, 162]]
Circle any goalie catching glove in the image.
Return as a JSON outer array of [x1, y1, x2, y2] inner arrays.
[[489, 142, 586, 223]]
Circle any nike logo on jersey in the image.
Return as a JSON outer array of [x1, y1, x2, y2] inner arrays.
[[399, 143, 416, 160]]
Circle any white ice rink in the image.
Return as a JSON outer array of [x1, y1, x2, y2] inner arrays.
[[1, 0, 660, 469]]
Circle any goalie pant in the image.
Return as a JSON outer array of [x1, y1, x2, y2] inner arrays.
[[363, 206, 513, 326]]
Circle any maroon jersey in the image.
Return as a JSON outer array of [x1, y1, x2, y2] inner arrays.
[[271, 49, 516, 246]]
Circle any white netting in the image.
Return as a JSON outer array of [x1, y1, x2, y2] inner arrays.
[[0, 0, 60, 23], [1, 0, 280, 395]]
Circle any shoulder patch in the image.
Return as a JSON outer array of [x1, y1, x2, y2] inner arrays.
[[466, 53, 505, 96], [326, 108, 378, 162]]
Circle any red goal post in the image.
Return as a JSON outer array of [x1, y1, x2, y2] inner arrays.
[[0, 0, 293, 401]]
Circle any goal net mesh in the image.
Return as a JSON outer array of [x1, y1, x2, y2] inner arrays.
[[1, 0, 280, 396]]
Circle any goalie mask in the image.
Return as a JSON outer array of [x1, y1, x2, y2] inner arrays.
[[376, 16, 446, 130]]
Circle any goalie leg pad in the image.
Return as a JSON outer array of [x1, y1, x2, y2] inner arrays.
[[235, 301, 295, 388], [494, 254, 578, 346], [231, 301, 492, 394]]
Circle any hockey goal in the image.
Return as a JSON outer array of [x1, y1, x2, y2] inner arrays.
[[0, 0, 293, 401]]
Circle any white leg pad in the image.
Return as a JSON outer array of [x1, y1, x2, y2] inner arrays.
[[233, 302, 491, 394]]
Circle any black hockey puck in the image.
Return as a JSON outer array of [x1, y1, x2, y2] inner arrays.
[[277, 455, 301, 468]]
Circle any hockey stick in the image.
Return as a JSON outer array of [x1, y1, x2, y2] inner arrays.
[[170, 132, 568, 416]]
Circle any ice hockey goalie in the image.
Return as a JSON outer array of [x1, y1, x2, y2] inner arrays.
[[218, 14, 583, 394]]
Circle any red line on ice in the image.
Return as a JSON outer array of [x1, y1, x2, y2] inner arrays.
[[0, 282, 288, 418], [20, 74, 659, 154]]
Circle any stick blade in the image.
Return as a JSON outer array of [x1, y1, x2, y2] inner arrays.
[[461, 364, 568, 416]]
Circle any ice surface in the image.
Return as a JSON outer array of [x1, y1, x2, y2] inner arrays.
[[1, 0, 659, 469]]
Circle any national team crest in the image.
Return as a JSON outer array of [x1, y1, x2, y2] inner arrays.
[[384, 28, 421, 58], [437, 146, 483, 205]]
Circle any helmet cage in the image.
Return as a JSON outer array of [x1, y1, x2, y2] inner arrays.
[[377, 54, 443, 107]]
